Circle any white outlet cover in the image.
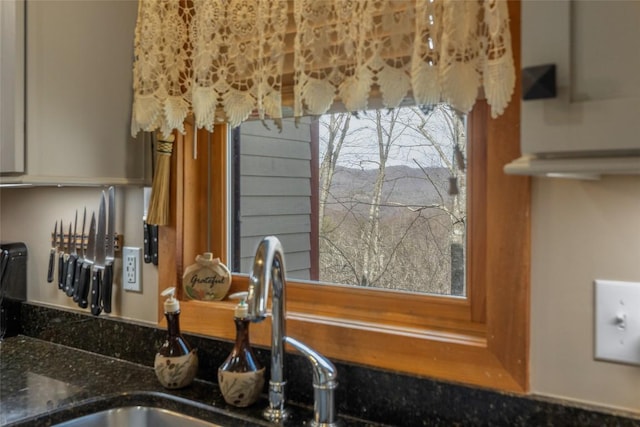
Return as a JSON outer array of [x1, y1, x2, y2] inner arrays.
[[594, 279, 640, 365], [122, 246, 142, 293]]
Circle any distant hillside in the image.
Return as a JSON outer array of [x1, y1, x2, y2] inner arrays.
[[325, 166, 453, 217]]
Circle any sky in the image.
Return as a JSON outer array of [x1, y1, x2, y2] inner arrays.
[[317, 105, 463, 170]]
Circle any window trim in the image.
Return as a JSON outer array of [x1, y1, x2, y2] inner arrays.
[[158, 0, 529, 393]]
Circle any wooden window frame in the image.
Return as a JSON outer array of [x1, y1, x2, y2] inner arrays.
[[158, 1, 529, 393]]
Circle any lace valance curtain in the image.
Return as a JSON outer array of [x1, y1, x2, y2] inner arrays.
[[131, 0, 515, 138]]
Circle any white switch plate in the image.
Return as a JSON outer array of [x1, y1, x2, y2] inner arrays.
[[122, 246, 142, 292], [594, 279, 640, 365]]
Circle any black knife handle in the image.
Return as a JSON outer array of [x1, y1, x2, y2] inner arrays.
[[151, 224, 159, 266], [47, 249, 55, 283], [143, 221, 151, 264], [102, 263, 113, 313], [0, 250, 8, 282], [77, 263, 91, 309], [72, 257, 84, 302], [65, 254, 77, 297], [90, 267, 102, 316], [58, 254, 66, 290]]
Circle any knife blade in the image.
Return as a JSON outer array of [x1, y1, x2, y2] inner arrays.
[[47, 221, 57, 283], [143, 186, 151, 264], [91, 191, 107, 316], [65, 212, 78, 297], [102, 186, 115, 313], [73, 207, 86, 303], [58, 218, 67, 290], [77, 212, 95, 309]]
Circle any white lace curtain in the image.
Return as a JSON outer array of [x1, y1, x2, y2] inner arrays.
[[131, 0, 515, 138]]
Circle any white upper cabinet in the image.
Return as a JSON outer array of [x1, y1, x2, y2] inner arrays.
[[507, 0, 640, 176], [0, 0, 25, 174], [1, 0, 150, 185]]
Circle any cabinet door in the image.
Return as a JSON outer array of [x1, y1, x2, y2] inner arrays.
[[521, 0, 640, 156], [0, 0, 25, 174], [5, 0, 149, 185]]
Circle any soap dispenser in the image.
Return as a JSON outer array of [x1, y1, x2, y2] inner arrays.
[[154, 287, 198, 389], [218, 292, 265, 407]]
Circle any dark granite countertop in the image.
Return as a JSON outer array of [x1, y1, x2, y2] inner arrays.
[[0, 336, 382, 427], [5, 303, 640, 427]]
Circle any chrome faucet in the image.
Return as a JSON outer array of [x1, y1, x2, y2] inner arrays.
[[246, 236, 340, 426], [246, 236, 288, 421]]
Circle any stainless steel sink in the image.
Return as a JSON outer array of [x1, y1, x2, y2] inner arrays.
[[53, 406, 224, 427]]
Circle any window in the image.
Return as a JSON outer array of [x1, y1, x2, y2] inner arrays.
[[233, 105, 467, 296], [158, 1, 529, 393]]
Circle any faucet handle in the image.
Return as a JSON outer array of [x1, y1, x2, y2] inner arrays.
[[285, 336, 341, 427], [285, 336, 337, 386]]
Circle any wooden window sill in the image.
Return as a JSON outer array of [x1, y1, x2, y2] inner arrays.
[[175, 294, 523, 392]]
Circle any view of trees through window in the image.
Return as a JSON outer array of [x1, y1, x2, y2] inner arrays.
[[318, 105, 466, 295], [234, 104, 466, 296]]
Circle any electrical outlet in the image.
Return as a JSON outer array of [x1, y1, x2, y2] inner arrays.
[[594, 279, 640, 365], [123, 246, 142, 292]]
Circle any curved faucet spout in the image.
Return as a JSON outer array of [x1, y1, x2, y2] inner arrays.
[[246, 236, 286, 319], [246, 236, 288, 421]]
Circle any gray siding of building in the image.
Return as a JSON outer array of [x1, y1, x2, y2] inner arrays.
[[238, 118, 313, 279]]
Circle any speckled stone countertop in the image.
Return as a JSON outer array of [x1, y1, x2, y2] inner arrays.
[[4, 303, 640, 427], [0, 336, 381, 427]]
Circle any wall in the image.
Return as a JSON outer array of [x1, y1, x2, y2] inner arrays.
[[530, 175, 640, 413], [237, 118, 313, 279], [0, 186, 158, 323], [2, 167, 640, 415]]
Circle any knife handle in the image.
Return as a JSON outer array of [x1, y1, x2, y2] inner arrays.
[[90, 267, 102, 316], [58, 253, 66, 290], [102, 263, 113, 313], [0, 250, 9, 286], [143, 221, 151, 264], [0, 250, 8, 284], [72, 257, 84, 302], [77, 263, 91, 309], [65, 254, 78, 297], [47, 249, 56, 283], [150, 224, 159, 266]]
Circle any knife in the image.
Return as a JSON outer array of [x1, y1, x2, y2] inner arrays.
[[63, 221, 74, 295], [58, 218, 67, 290], [77, 212, 95, 309], [91, 191, 107, 316], [102, 186, 115, 313], [0, 250, 9, 286], [73, 208, 86, 303], [143, 187, 152, 264], [47, 221, 57, 283], [147, 133, 158, 265], [150, 224, 159, 266], [65, 213, 78, 297]]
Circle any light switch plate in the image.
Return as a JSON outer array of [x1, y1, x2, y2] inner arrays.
[[594, 279, 640, 365]]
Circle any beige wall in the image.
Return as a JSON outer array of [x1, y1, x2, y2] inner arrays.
[[3, 175, 640, 414], [530, 176, 640, 414], [0, 186, 158, 323]]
